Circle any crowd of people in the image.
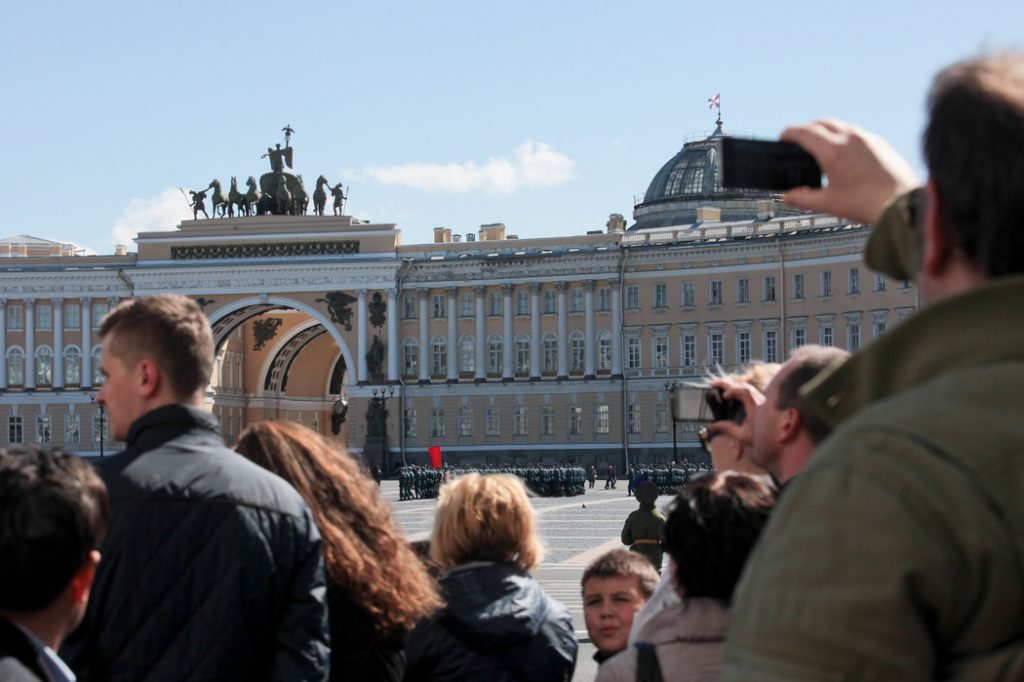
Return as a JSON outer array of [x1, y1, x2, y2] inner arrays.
[[2, 51, 1023, 681], [398, 463, 587, 500]]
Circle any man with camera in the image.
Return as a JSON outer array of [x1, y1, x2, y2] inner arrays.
[[723, 54, 1024, 679]]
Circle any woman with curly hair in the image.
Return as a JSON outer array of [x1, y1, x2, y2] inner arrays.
[[235, 421, 441, 682]]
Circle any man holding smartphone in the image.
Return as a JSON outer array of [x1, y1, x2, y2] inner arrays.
[[723, 53, 1024, 680]]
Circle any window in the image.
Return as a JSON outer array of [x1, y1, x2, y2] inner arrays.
[[737, 278, 749, 304], [543, 290, 556, 314], [764, 276, 776, 303], [625, 286, 640, 311], [653, 284, 667, 309], [65, 303, 80, 329], [792, 327, 806, 349], [848, 268, 860, 295], [431, 295, 446, 319], [737, 331, 751, 364], [596, 404, 610, 434], [8, 416, 23, 444], [598, 332, 612, 371], [821, 271, 832, 298], [709, 332, 724, 366], [763, 329, 778, 363], [458, 408, 473, 436], [92, 413, 108, 444], [92, 347, 103, 386], [571, 288, 583, 313], [402, 295, 417, 319], [874, 273, 886, 292], [681, 333, 696, 368], [488, 292, 501, 316], [487, 334, 503, 374], [404, 409, 417, 437], [431, 337, 447, 376], [7, 305, 23, 330], [7, 349, 24, 385], [570, 332, 585, 372], [873, 319, 888, 338], [654, 402, 668, 433], [820, 324, 834, 347], [899, 279, 912, 290], [431, 408, 445, 437], [793, 274, 805, 300], [626, 336, 641, 370], [568, 405, 582, 435], [710, 281, 723, 306], [513, 406, 527, 436], [36, 415, 51, 445], [516, 291, 529, 315], [36, 347, 53, 386], [543, 333, 558, 373], [64, 414, 80, 445], [541, 406, 555, 435], [36, 304, 52, 331], [92, 303, 108, 328], [598, 287, 610, 312], [486, 407, 500, 436], [848, 322, 861, 351], [627, 404, 641, 434], [461, 292, 474, 317], [653, 334, 669, 369], [403, 340, 418, 375], [460, 335, 475, 373], [682, 281, 695, 308], [515, 335, 530, 373]]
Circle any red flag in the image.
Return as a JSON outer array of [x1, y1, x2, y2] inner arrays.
[[428, 446, 442, 469], [708, 93, 720, 110]]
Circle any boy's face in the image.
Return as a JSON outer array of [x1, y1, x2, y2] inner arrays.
[[583, 575, 648, 656]]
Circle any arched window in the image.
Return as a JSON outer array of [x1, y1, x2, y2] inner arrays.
[[64, 347, 82, 385], [6, 348, 24, 385], [569, 331, 585, 372], [487, 334, 503, 374], [515, 334, 530, 373], [91, 345, 103, 386], [431, 336, 447, 376], [402, 338, 418, 376], [459, 334, 475, 374], [542, 332, 558, 373], [35, 346, 53, 386]]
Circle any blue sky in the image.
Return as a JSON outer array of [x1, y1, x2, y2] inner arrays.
[[2, 1, 1021, 253]]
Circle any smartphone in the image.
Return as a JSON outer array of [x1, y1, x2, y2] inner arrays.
[[718, 137, 822, 192]]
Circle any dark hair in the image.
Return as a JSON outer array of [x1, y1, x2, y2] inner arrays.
[[235, 421, 441, 632], [664, 471, 775, 604], [775, 345, 850, 444], [581, 548, 659, 599], [99, 294, 214, 399], [924, 52, 1024, 277], [0, 447, 108, 611]]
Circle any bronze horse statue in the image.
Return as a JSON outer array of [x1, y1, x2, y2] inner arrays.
[[228, 177, 247, 217], [244, 176, 261, 216], [313, 175, 329, 216], [207, 179, 229, 217]]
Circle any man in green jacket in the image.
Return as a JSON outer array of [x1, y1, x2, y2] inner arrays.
[[621, 481, 666, 571], [723, 53, 1024, 680]]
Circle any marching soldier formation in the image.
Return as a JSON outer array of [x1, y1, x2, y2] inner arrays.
[[398, 463, 587, 500]]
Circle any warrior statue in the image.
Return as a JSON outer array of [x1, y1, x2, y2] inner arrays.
[[330, 183, 346, 216], [189, 188, 209, 219]]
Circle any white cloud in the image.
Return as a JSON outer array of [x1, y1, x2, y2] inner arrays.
[[362, 140, 574, 194], [111, 188, 193, 247]]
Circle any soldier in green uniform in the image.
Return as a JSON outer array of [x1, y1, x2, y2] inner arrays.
[[620, 481, 667, 571]]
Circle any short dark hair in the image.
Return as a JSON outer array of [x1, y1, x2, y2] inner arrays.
[[925, 52, 1024, 277], [581, 548, 659, 599], [99, 295, 214, 399], [664, 472, 775, 603], [0, 448, 108, 611], [776, 345, 850, 444]]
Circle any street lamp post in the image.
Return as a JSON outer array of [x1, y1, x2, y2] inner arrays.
[[90, 394, 106, 458], [372, 386, 396, 475], [665, 381, 681, 464]]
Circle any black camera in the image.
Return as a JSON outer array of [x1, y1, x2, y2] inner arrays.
[[704, 387, 746, 424]]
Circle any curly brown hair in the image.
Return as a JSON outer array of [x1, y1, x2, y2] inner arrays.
[[235, 421, 441, 632]]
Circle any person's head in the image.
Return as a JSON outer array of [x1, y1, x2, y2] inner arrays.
[[236, 421, 440, 632], [664, 471, 776, 604], [0, 447, 107, 648], [581, 549, 659, 656], [97, 295, 214, 440], [702, 362, 781, 474], [431, 473, 544, 571], [752, 345, 850, 482], [920, 53, 1024, 300]]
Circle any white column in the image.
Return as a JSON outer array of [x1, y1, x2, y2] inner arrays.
[[446, 287, 457, 382], [357, 290, 369, 384], [386, 289, 398, 382], [474, 286, 486, 381], [0, 299, 7, 389], [584, 281, 595, 378], [418, 290, 429, 382], [502, 284, 514, 381], [611, 281, 623, 377], [53, 297, 64, 389], [81, 298, 92, 389], [556, 283, 568, 379], [24, 299, 35, 389], [530, 283, 541, 379]]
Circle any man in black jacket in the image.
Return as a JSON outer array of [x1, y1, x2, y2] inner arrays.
[[62, 294, 329, 681]]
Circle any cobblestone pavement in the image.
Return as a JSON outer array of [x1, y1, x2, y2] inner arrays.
[[383, 479, 670, 681]]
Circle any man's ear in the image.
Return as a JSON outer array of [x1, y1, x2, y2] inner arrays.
[[68, 550, 100, 605], [777, 407, 802, 445], [922, 180, 954, 277], [137, 358, 162, 399]]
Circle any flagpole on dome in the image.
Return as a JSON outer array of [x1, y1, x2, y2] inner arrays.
[[707, 92, 724, 135]]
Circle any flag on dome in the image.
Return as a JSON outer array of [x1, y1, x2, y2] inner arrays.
[[708, 93, 720, 110]]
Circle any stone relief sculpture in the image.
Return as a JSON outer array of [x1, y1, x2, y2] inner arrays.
[[368, 292, 386, 328], [316, 291, 358, 331], [252, 318, 283, 351]]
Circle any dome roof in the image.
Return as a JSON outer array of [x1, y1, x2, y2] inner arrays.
[[642, 133, 724, 204]]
